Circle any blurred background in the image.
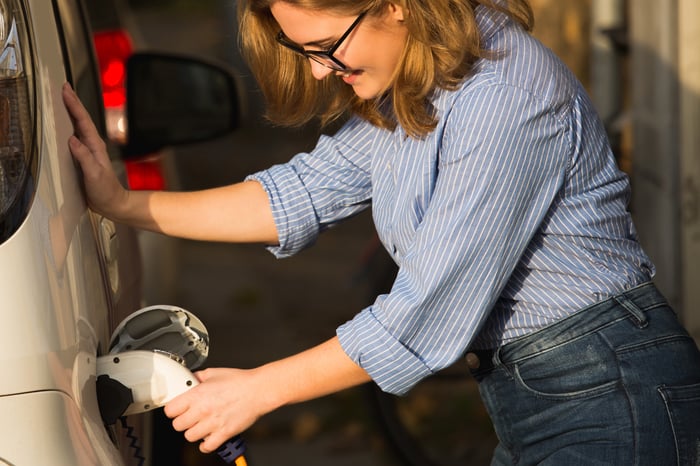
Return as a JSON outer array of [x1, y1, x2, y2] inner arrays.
[[113, 0, 699, 464]]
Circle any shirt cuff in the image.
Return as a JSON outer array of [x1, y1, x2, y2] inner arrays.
[[337, 308, 433, 395], [246, 166, 320, 258]]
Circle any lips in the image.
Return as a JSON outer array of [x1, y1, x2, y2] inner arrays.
[[341, 70, 361, 85]]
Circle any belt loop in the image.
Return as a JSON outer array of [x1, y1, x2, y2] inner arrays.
[[613, 293, 649, 328]]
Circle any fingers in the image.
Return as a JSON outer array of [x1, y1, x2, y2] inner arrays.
[[194, 368, 213, 383], [165, 393, 205, 440], [165, 387, 210, 434], [181, 416, 234, 454], [62, 83, 107, 155], [63, 83, 112, 181], [163, 368, 252, 454], [62, 82, 92, 131], [163, 390, 190, 420], [67, 135, 92, 166], [164, 391, 229, 454], [199, 430, 231, 454]]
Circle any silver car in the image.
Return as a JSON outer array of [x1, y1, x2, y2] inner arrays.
[[0, 0, 238, 463]]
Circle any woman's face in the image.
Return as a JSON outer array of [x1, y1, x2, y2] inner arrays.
[[270, 2, 408, 100]]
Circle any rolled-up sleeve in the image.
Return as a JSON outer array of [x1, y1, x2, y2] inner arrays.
[[337, 304, 434, 392], [247, 118, 379, 258], [249, 166, 321, 256]]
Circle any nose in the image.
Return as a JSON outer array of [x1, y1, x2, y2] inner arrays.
[[309, 60, 334, 80]]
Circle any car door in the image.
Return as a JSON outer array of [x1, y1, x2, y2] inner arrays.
[[50, 0, 148, 464], [0, 0, 145, 463], [52, 0, 143, 334]]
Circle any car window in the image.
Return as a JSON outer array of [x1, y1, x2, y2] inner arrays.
[[51, 0, 105, 136], [84, 0, 121, 32]]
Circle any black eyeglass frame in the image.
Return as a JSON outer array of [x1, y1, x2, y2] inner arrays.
[[275, 11, 368, 71]]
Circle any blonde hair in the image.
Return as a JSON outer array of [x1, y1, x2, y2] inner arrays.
[[239, 0, 533, 138]]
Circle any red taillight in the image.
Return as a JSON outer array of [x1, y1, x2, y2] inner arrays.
[[1, 5, 36, 242], [124, 157, 167, 191], [93, 30, 133, 109], [93, 29, 166, 192]]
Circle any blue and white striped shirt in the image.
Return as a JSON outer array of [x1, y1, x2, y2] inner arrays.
[[249, 6, 654, 394]]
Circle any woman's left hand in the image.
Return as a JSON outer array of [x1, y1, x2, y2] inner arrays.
[[164, 337, 371, 453], [164, 367, 272, 453]]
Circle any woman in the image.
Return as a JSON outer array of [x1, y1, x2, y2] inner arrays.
[[63, 0, 700, 463]]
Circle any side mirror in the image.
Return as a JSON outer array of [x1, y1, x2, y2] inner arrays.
[[125, 52, 239, 156]]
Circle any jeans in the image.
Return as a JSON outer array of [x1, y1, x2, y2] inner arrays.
[[470, 282, 700, 465]]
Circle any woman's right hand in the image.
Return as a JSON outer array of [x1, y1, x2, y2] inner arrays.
[[63, 81, 278, 242], [62, 82, 129, 218]]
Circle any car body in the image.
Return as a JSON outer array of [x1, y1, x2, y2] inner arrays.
[[0, 0, 238, 463]]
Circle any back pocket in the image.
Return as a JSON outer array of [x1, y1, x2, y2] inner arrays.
[[658, 382, 700, 466]]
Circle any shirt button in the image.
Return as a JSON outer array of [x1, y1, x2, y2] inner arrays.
[[465, 352, 481, 369]]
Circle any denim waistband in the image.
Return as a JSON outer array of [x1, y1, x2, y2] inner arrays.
[[495, 281, 669, 365]]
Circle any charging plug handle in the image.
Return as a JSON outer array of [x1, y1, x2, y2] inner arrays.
[[217, 434, 246, 464]]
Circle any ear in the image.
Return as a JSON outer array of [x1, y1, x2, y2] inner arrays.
[[387, 3, 407, 21]]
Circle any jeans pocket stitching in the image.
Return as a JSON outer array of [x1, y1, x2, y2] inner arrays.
[[616, 334, 695, 354], [512, 363, 620, 400], [657, 382, 700, 466]]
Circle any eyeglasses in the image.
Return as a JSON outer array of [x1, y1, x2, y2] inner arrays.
[[276, 11, 367, 72]]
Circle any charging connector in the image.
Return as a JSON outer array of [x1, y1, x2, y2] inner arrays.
[[96, 350, 198, 417], [97, 305, 247, 464]]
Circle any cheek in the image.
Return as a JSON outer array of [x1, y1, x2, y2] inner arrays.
[[359, 33, 405, 73]]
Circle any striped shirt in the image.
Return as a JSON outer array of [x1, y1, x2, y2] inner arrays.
[[248, 6, 654, 394]]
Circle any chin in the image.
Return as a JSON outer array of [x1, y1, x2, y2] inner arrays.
[[351, 76, 394, 101], [352, 85, 382, 101]]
